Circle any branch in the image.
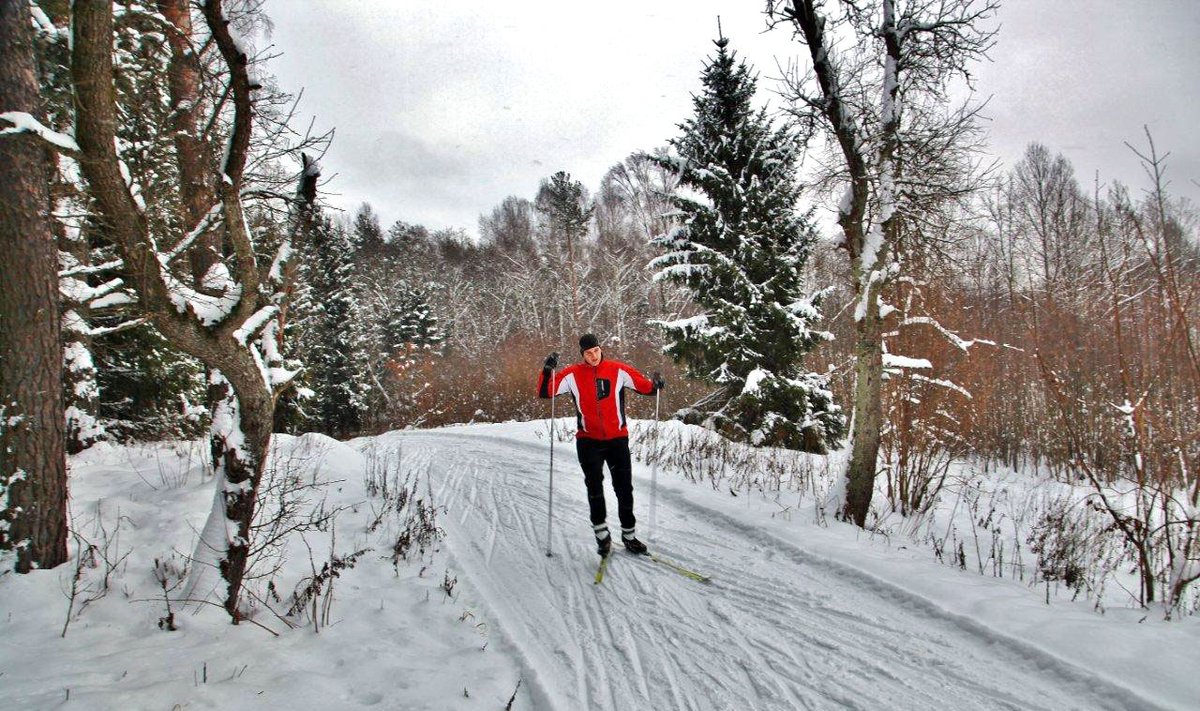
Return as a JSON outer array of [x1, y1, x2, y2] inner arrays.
[[202, 0, 263, 330], [202, 0, 252, 187], [0, 111, 80, 156]]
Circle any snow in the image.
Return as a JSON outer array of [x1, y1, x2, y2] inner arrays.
[[268, 241, 293, 283], [882, 353, 933, 370], [29, 4, 61, 38], [160, 265, 243, 327], [861, 224, 884, 276], [89, 292, 136, 309], [1, 421, 1196, 710], [743, 367, 770, 394], [838, 185, 854, 217], [232, 306, 278, 347], [0, 111, 79, 152]]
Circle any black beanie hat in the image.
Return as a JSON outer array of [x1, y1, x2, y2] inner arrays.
[[579, 333, 599, 353]]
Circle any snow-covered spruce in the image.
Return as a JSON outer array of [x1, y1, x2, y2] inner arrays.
[[649, 35, 844, 453], [285, 212, 371, 437]]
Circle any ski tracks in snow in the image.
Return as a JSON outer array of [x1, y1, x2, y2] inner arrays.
[[382, 430, 1166, 711]]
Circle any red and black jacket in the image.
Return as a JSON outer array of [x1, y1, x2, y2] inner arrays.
[[538, 358, 657, 440]]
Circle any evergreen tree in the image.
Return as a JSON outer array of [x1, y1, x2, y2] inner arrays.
[[31, 3, 206, 447], [294, 213, 369, 437], [352, 203, 385, 255], [0, 0, 68, 571], [536, 171, 594, 331], [650, 35, 844, 453], [383, 285, 444, 352]]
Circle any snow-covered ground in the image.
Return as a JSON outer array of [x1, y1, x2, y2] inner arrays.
[[1, 421, 1196, 710]]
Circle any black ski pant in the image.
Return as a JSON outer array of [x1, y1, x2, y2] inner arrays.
[[575, 436, 635, 534]]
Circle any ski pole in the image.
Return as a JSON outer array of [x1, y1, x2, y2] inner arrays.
[[649, 387, 660, 544], [546, 366, 556, 557]]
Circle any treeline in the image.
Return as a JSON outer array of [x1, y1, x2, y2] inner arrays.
[[286, 158, 696, 435]]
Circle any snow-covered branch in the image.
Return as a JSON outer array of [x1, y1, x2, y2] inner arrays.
[[0, 111, 79, 154]]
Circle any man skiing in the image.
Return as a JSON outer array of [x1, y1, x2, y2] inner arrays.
[[538, 333, 664, 557]]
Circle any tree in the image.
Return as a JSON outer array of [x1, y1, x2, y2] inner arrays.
[[650, 34, 844, 453], [536, 171, 594, 332], [352, 203, 385, 255], [294, 213, 368, 437], [29, 1, 211, 450], [0, 0, 69, 572], [479, 195, 537, 259], [1008, 143, 1092, 298], [768, 0, 997, 525], [598, 152, 679, 253], [70, 0, 318, 618]]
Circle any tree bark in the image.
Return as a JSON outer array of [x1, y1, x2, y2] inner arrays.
[[71, 0, 302, 619], [0, 0, 69, 572], [844, 295, 884, 526], [157, 0, 221, 284]]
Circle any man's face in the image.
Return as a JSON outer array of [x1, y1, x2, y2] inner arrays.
[[583, 346, 602, 366]]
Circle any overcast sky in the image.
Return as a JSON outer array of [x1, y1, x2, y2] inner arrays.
[[262, 0, 1200, 237]]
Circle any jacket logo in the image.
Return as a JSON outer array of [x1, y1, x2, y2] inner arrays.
[[595, 378, 611, 401]]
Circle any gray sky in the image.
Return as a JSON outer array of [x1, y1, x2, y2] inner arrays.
[[263, 0, 1200, 237]]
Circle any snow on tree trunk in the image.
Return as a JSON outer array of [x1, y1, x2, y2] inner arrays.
[[69, 0, 318, 618], [0, 0, 69, 572], [770, 0, 997, 526], [184, 369, 274, 614]]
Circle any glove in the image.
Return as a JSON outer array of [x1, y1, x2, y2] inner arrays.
[[544, 352, 560, 370], [651, 371, 665, 391]]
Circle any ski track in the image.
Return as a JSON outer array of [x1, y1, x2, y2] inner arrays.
[[381, 430, 1165, 711]]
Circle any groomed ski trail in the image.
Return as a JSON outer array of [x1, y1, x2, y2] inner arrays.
[[377, 429, 1167, 711]]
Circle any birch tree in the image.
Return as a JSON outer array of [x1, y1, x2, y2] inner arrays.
[[767, 0, 997, 526]]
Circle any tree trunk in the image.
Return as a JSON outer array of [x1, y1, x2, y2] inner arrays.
[[0, 0, 69, 572], [71, 0, 310, 619], [843, 305, 884, 526], [184, 367, 274, 618], [157, 0, 220, 283]]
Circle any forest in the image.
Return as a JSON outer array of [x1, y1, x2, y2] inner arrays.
[[1, 0, 1197, 646]]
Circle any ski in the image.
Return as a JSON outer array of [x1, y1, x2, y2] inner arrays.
[[594, 554, 610, 584], [638, 551, 712, 584]]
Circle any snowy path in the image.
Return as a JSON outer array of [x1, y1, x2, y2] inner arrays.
[[388, 429, 1165, 711]]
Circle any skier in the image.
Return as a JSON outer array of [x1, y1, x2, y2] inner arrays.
[[538, 333, 665, 557]]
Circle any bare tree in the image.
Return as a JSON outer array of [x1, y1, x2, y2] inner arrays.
[[480, 195, 538, 259], [0, 0, 70, 572], [1008, 143, 1092, 298], [768, 0, 998, 526], [69, 0, 317, 620]]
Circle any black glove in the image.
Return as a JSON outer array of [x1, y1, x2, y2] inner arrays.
[[544, 352, 560, 370], [651, 371, 665, 391]]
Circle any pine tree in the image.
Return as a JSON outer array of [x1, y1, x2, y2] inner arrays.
[[650, 35, 844, 453], [0, 0, 69, 571]]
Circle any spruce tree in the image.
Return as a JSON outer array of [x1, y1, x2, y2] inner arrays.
[[352, 203, 385, 255], [294, 213, 369, 437], [650, 35, 844, 453], [383, 285, 444, 353]]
